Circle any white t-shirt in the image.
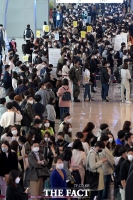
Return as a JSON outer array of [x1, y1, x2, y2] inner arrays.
[[36, 64, 44, 76], [62, 65, 70, 76], [56, 13, 60, 21]]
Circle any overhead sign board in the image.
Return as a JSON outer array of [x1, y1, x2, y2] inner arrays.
[[56, 0, 123, 3]]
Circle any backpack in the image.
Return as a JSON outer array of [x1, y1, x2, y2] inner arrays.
[[22, 44, 26, 55], [26, 29, 31, 38], [62, 87, 71, 101]]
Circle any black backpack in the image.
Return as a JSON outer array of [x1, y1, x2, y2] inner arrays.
[[62, 87, 71, 101], [26, 29, 31, 38]]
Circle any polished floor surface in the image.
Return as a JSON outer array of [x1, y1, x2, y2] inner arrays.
[[63, 85, 133, 139]]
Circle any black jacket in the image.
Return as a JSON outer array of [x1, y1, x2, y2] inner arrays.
[[6, 184, 28, 200], [30, 126, 42, 143], [33, 102, 45, 120], [3, 71, 12, 89], [107, 53, 114, 67], [90, 59, 97, 73], [100, 67, 110, 84], [15, 85, 29, 95], [0, 152, 18, 176]]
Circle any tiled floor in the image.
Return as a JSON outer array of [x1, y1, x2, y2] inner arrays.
[[9, 38, 133, 139]]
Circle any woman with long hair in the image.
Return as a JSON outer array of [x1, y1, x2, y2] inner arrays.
[[120, 61, 131, 104], [6, 170, 28, 200], [71, 139, 86, 184]]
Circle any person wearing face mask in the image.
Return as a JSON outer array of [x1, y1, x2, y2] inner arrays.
[[100, 60, 110, 102], [100, 135, 114, 200], [6, 170, 28, 200], [41, 119, 54, 137], [56, 11, 63, 28], [106, 132, 116, 153], [35, 82, 50, 108], [57, 78, 71, 121], [107, 48, 114, 75], [28, 140, 48, 200], [89, 52, 98, 92], [22, 95, 35, 131], [120, 61, 131, 104], [0, 141, 18, 197], [120, 148, 133, 200], [30, 119, 42, 143], [86, 141, 107, 200], [9, 38, 17, 56], [56, 132, 69, 153], [39, 132, 50, 155], [58, 112, 71, 132], [114, 146, 127, 199], [62, 59, 70, 77], [2, 65, 12, 94], [63, 123, 72, 143], [50, 156, 66, 200]]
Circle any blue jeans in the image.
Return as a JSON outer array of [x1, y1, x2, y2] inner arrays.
[[102, 174, 111, 199], [56, 20, 61, 28], [87, 16, 91, 24], [84, 84, 91, 99], [101, 83, 108, 100], [60, 107, 70, 122]]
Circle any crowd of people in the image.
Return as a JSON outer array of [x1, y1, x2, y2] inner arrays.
[[0, 2, 133, 200]]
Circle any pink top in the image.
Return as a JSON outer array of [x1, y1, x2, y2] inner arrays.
[[57, 85, 71, 108]]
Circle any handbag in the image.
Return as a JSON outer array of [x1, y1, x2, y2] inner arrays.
[[71, 170, 81, 184], [62, 87, 71, 101], [36, 166, 50, 178], [84, 170, 99, 190]]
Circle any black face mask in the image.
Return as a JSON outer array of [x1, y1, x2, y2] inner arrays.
[[98, 149, 102, 153], [58, 139, 63, 143], [48, 141, 53, 146]]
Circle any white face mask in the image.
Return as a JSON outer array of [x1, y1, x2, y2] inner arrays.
[[68, 128, 72, 133], [56, 163, 64, 169], [44, 137, 50, 142], [109, 138, 113, 143], [66, 118, 71, 123], [44, 85, 46, 89], [11, 130, 18, 135], [128, 155, 133, 161], [33, 147, 39, 152], [44, 123, 50, 128], [66, 61, 69, 65], [29, 100, 34, 104], [39, 124, 42, 128], [15, 177, 20, 184]]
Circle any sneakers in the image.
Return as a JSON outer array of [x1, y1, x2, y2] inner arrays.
[[93, 87, 97, 92], [125, 101, 132, 104], [102, 99, 109, 102], [74, 98, 80, 102]]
